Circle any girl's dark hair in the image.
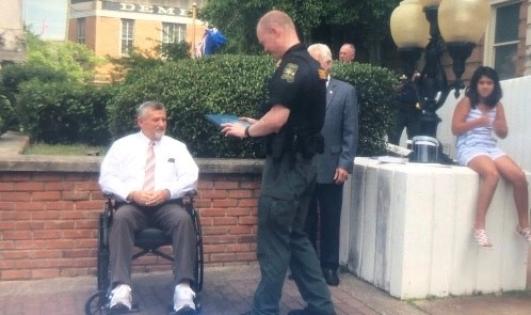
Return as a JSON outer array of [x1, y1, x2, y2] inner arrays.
[[465, 66, 502, 108]]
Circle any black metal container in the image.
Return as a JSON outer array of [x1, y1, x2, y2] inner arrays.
[[410, 136, 439, 163]]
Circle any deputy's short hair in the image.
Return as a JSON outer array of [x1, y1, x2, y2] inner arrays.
[[257, 10, 295, 32]]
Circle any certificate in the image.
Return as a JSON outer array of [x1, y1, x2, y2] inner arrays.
[[205, 114, 250, 127]]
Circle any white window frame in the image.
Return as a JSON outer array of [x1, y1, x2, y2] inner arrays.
[[120, 18, 135, 56], [484, 0, 521, 72], [76, 18, 86, 44], [161, 22, 186, 45]]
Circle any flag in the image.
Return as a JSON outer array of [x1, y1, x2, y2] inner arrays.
[[203, 27, 227, 56]]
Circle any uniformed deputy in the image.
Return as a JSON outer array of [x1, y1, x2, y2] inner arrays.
[[221, 10, 336, 315]]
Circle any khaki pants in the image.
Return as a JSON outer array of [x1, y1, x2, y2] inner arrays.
[[109, 201, 196, 287]]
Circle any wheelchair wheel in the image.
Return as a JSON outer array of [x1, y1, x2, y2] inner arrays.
[[192, 209, 204, 292], [97, 211, 111, 292], [85, 202, 114, 315], [84, 291, 109, 315]]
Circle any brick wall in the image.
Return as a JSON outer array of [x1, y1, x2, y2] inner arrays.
[[0, 157, 262, 281]]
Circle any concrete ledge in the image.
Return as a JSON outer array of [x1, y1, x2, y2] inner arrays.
[[196, 158, 263, 174], [0, 132, 263, 174], [341, 157, 530, 299], [0, 155, 263, 174]]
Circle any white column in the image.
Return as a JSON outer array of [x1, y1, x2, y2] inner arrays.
[[525, 0, 531, 75], [342, 158, 530, 299]]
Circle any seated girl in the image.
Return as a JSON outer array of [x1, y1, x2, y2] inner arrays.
[[451, 66, 530, 247]]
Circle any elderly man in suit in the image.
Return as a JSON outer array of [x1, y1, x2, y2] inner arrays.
[[339, 43, 356, 63], [306, 43, 358, 286]]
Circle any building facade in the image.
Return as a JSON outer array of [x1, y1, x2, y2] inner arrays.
[[461, 0, 531, 80], [482, 0, 530, 79], [0, 0, 25, 65], [67, 0, 206, 80]]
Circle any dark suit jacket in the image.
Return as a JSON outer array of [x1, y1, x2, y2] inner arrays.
[[316, 77, 358, 184]]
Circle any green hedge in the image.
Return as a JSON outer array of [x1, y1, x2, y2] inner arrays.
[[8, 54, 396, 157], [1, 63, 69, 96], [108, 55, 396, 157], [108, 55, 274, 158], [16, 80, 112, 145], [0, 93, 15, 135], [333, 62, 397, 155]]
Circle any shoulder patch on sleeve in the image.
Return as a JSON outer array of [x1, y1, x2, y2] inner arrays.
[[281, 63, 298, 83]]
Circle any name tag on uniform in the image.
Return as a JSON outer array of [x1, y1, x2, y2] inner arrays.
[[168, 158, 175, 163]]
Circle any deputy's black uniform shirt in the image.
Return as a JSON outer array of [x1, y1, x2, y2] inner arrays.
[[265, 43, 327, 157]]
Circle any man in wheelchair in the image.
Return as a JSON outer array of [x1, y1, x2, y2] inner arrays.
[[99, 101, 199, 314]]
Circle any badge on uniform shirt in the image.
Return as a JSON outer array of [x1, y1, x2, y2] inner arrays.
[[281, 63, 298, 83]]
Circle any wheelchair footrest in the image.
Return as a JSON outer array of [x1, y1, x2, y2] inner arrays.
[[108, 303, 140, 314], [167, 304, 200, 315]]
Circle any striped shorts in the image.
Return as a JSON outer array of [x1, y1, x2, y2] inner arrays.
[[456, 145, 506, 166]]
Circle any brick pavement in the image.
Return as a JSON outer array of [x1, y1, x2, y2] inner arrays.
[[2, 264, 530, 315], [0, 265, 423, 315]]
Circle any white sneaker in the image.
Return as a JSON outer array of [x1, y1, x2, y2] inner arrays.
[[109, 284, 132, 311], [173, 283, 196, 313]]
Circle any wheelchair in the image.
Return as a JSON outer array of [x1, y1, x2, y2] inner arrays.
[[85, 192, 204, 315]]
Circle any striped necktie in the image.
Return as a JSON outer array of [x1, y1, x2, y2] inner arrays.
[[143, 141, 156, 191]]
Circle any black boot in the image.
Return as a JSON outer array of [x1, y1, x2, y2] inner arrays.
[[322, 268, 339, 286]]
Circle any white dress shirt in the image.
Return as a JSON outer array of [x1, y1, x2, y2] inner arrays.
[[99, 132, 199, 202]]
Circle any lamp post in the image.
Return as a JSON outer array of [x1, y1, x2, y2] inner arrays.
[[390, 0, 490, 137]]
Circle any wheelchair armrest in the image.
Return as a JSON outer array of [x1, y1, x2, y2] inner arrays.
[[182, 190, 197, 207], [102, 193, 117, 221], [102, 191, 196, 213]]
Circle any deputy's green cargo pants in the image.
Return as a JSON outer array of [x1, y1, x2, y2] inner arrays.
[[251, 154, 336, 315]]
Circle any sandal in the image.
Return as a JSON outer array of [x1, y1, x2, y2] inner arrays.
[[473, 229, 493, 247], [516, 225, 531, 242]]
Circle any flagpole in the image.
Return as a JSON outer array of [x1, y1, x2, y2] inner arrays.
[[64, 0, 70, 41], [192, 2, 197, 58]]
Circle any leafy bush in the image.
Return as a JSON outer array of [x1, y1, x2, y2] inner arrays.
[[0, 32, 100, 135], [25, 32, 100, 83], [108, 55, 273, 157], [0, 92, 15, 134], [0, 63, 68, 98], [109, 43, 191, 84], [333, 62, 397, 155], [160, 41, 191, 61], [108, 49, 164, 84], [16, 80, 112, 145], [108, 55, 396, 157]]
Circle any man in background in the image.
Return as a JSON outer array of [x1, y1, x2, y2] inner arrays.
[[307, 43, 358, 286], [338, 43, 356, 63]]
